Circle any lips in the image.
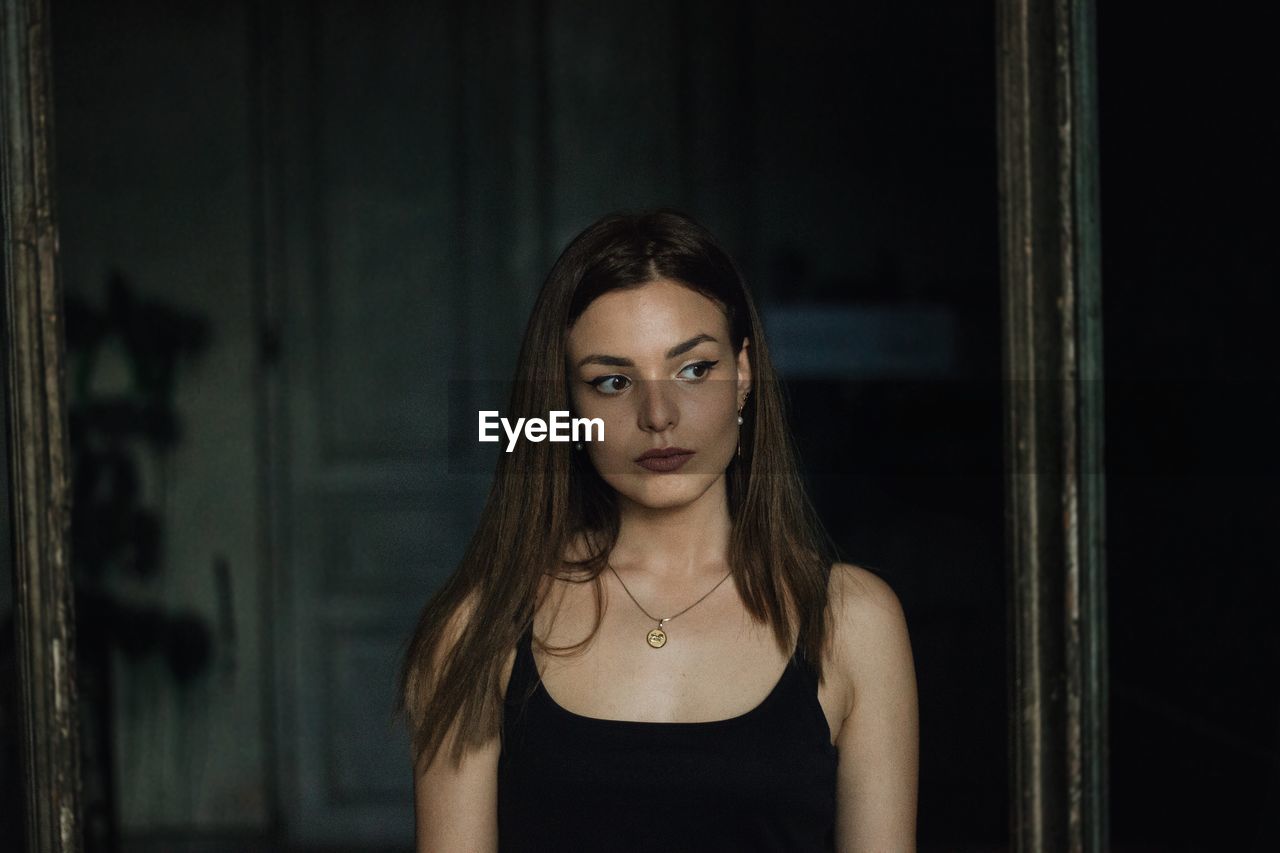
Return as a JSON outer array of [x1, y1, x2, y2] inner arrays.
[[635, 447, 695, 473]]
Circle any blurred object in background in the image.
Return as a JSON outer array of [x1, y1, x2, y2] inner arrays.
[[65, 271, 214, 852]]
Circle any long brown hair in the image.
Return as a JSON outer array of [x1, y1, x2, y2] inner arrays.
[[395, 209, 841, 770]]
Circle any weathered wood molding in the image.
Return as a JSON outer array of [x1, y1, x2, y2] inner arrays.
[[997, 0, 1108, 851], [1, 0, 83, 850]]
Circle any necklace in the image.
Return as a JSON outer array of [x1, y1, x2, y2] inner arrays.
[[607, 563, 734, 648]]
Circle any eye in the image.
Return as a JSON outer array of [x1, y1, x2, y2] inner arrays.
[[587, 375, 631, 396], [678, 360, 719, 380]]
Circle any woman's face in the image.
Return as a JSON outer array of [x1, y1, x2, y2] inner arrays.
[[565, 278, 751, 511]]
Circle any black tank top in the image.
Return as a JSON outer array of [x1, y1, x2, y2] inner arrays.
[[497, 623, 839, 852]]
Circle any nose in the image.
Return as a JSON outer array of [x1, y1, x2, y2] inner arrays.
[[637, 378, 678, 433]]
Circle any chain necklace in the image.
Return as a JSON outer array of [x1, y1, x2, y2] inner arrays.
[[607, 563, 734, 648]]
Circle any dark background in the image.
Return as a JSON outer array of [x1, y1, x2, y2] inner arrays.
[[0, 1, 1274, 851], [1099, 3, 1279, 850]]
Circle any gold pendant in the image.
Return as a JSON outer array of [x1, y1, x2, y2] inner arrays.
[[646, 627, 667, 648]]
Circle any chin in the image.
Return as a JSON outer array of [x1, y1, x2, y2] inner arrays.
[[611, 471, 720, 510]]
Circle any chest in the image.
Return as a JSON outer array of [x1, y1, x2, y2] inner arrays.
[[529, 573, 847, 741]]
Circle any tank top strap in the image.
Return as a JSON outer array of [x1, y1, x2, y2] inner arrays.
[[790, 642, 819, 682], [782, 640, 836, 752], [504, 622, 540, 711]]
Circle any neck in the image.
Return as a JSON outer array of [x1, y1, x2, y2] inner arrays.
[[609, 473, 732, 583]]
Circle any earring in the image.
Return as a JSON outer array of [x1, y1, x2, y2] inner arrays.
[[737, 414, 744, 426], [574, 442, 583, 450]]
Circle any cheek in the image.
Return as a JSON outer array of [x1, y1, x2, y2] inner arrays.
[[686, 394, 735, 433], [692, 380, 736, 422]]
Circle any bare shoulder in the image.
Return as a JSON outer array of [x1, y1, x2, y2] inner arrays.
[[827, 562, 907, 625], [825, 562, 914, 707]]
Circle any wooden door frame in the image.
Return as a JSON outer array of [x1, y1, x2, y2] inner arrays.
[[997, 0, 1108, 850], [4, 0, 1108, 850], [2, 0, 83, 850]]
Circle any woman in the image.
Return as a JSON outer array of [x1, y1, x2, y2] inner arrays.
[[397, 210, 918, 851]]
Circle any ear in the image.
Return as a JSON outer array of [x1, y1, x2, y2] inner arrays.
[[736, 337, 752, 408]]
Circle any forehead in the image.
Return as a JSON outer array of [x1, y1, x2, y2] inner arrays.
[[566, 279, 728, 356]]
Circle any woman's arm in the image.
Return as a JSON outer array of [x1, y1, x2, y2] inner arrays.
[[830, 563, 920, 852], [411, 594, 512, 853], [413, 716, 500, 852]]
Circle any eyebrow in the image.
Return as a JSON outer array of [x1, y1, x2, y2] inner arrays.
[[575, 333, 719, 369]]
